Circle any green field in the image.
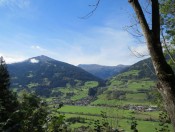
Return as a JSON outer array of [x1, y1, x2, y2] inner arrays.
[[59, 105, 159, 120], [14, 72, 173, 131], [58, 105, 173, 132], [50, 77, 173, 131], [91, 77, 156, 106], [50, 81, 99, 101]]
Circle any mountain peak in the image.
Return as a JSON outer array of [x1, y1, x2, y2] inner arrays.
[[34, 55, 53, 60], [27, 55, 55, 63]]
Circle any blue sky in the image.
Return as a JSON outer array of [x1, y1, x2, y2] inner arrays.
[[0, 0, 148, 66]]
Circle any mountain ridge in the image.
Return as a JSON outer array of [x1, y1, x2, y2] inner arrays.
[[78, 64, 129, 79]]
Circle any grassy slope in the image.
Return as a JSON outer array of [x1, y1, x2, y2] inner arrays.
[[47, 81, 98, 102], [91, 70, 156, 106]]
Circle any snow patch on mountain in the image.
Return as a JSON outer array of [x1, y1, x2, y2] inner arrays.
[[30, 58, 39, 63]]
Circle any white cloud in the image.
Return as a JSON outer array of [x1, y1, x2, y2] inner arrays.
[[0, 26, 147, 66], [30, 58, 39, 63], [31, 45, 48, 52], [0, 53, 26, 64], [47, 26, 143, 66], [0, 0, 30, 9]]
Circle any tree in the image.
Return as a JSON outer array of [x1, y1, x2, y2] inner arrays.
[[160, 0, 175, 46], [16, 92, 48, 132], [0, 56, 19, 130], [160, 0, 175, 66], [128, 0, 175, 130]]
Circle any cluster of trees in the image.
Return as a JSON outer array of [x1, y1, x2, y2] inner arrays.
[[106, 90, 126, 100], [0, 57, 19, 131]]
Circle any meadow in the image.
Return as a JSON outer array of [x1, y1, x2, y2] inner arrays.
[[48, 77, 172, 131], [58, 105, 172, 132]]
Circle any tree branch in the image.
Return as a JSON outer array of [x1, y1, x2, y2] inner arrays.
[[80, 0, 101, 19], [128, 0, 151, 40], [128, 47, 148, 58]]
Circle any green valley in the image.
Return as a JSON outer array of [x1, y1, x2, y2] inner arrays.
[[6, 56, 173, 131]]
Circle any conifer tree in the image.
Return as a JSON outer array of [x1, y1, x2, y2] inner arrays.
[[0, 56, 18, 129]]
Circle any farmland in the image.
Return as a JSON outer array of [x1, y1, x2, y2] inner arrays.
[[46, 77, 173, 131]]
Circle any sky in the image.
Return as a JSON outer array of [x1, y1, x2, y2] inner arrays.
[[0, 0, 149, 66]]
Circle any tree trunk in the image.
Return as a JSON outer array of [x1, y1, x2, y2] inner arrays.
[[129, 0, 175, 130]]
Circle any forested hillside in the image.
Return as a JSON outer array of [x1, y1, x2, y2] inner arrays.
[[7, 55, 104, 96], [119, 58, 156, 80]]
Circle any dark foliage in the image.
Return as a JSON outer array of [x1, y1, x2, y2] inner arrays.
[[88, 87, 98, 96], [0, 56, 19, 130], [106, 90, 126, 100], [66, 117, 86, 124]]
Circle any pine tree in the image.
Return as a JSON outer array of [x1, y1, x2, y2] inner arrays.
[[0, 56, 18, 129]]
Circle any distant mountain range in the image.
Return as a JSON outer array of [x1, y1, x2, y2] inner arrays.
[[7, 55, 104, 90], [78, 64, 129, 79], [7, 55, 157, 91], [6, 55, 162, 100]]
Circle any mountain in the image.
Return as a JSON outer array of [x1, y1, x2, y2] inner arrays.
[[117, 58, 156, 80], [8, 55, 104, 90], [92, 58, 157, 107], [78, 64, 129, 79]]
